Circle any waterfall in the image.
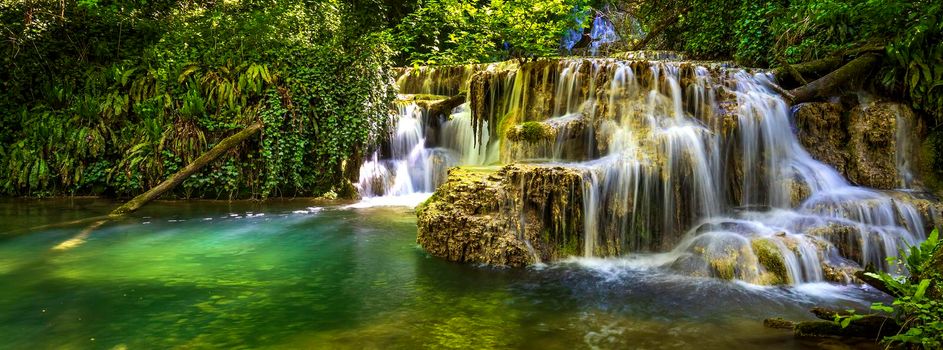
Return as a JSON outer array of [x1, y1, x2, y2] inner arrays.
[[355, 95, 496, 205], [356, 103, 445, 198], [374, 58, 932, 285]]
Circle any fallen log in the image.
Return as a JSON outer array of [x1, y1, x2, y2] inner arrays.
[[782, 307, 900, 339], [775, 56, 808, 86], [52, 219, 107, 251], [810, 307, 899, 332], [772, 56, 843, 84], [110, 122, 263, 217], [45, 122, 263, 251], [793, 320, 897, 339], [423, 94, 466, 119], [786, 53, 881, 104]]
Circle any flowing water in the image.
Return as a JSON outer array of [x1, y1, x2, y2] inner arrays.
[[0, 58, 930, 348], [369, 58, 935, 286], [0, 199, 884, 349]]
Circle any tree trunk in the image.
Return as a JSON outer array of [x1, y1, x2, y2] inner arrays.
[[109, 122, 263, 217], [425, 94, 467, 119], [632, 8, 689, 51], [775, 56, 808, 86], [571, 17, 594, 50], [787, 53, 881, 104], [772, 56, 843, 85]]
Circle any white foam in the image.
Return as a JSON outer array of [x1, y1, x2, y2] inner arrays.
[[292, 207, 323, 214]]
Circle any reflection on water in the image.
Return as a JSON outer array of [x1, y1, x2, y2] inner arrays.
[[0, 199, 881, 349]]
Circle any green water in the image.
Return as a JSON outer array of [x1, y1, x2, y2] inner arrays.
[[0, 199, 882, 349]]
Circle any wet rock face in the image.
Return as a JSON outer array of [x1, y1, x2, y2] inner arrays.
[[416, 165, 584, 267], [847, 103, 905, 189], [795, 101, 925, 190], [794, 102, 848, 175]]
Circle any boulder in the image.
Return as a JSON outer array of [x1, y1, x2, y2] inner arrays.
[[416, 164, 585, 267]]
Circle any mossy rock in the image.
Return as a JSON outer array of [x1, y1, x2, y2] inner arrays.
[[506, 122, 554, 143], [751, 238, 789, 285], [416, 164, 586, 267], [708, 249, 739, 280]]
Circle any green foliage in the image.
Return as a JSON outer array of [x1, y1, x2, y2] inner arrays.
[[392, 0, 593, 65], [883, 2, 943, 123], [769, 0, 943, 120], [733, 1, 778, 67], [836, 229, 943, 349], [677, 0, 738, 60], [0, 0, 394, 198], [630, 0, 943, 122]]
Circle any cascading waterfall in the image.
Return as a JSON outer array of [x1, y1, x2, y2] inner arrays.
[[356, 95, 496, 204], [369, 57, 933, 285], [356, 103, 442, 198]]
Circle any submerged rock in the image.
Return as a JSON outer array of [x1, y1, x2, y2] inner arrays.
[[763, 317, 796, 329]]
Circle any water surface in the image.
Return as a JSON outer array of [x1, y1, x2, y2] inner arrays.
[[0, 199, 882, 349]]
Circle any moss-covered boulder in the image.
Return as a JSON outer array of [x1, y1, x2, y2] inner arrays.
[[416, 164, 585, 267], [506, 122, 555, 143], [751, 238, 790, 285]]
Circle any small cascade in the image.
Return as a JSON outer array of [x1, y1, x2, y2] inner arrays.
[[441, 105, 497, 166], [562, 16, 623, 56], [357, 103, 449, 198], [894, 105, 917, 188], [393, 56, 937, 285], [355, 99, 496, 205]]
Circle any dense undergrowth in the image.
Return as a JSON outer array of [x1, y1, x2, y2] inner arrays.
[[1, 0, 941, 198], [0, 0, 395, 198], [835, 230, 943, 349]]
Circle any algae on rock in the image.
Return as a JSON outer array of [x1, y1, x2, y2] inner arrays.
[[416, 164, 585, 267]]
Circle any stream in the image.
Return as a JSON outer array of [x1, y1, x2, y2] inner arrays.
[[0, 199, 884, 349]]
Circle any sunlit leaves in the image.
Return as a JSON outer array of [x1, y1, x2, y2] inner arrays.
[[391, 0, 591, 65]]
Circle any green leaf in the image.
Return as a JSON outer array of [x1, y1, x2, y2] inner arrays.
[[915, 279, 931, 299]]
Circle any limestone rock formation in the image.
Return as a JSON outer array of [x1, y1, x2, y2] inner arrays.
[[795, 101, 927, 190], [794, 102, 848, 175], [403, 58, 943, 288], [416, 165, 585, 267]]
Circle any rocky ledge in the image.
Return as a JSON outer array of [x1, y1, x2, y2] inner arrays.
[[416, 164, 584, 267]]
